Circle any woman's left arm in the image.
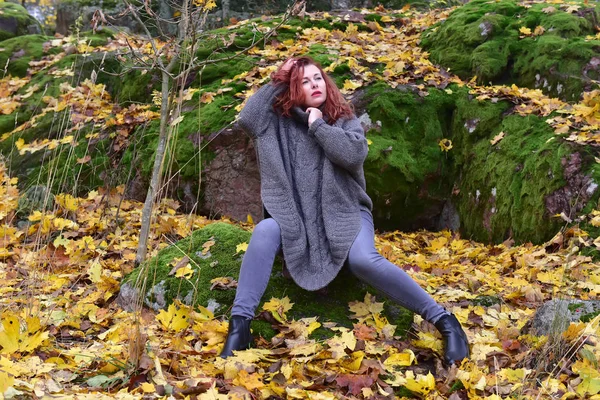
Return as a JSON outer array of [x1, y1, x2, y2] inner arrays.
[[308, 117, 368, 171]]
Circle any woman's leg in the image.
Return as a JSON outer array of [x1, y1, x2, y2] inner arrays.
[[230, 217, 282, 319], [221, 218, 282, 358], [346, 210, 448, 324], [346, 210, 469, 364]]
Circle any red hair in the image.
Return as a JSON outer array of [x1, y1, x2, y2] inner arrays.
[[271, 57, 354, 123]]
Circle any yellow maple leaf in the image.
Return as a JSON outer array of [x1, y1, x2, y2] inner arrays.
[[384, 349, 416, 368], [236, 242, 248, 253], [573, 359, 600, 396], [534, 26, 545, 36], [0, 370, 14, 394], [519, 27, 532, 36], [156, 302, 190, 332], [404, 371, 435, 395], [140, 382, 155, 393], [412, 331, 443, 354], [202, 239, 215, 255], [0, 313, 48, 354], [55, 193, 78, 212], [342, 79, 362, 93], [175, 265, 194, 279], [340, 350, 364, 372], [233, 370, 265, 391], [0, 314, 19, 354], [438, 138, 453, 151], [262, 296, 294, 323], [201, 92, 215, 104], [490, 131, 505, 145], [199, 382, 228, 399], [498, 368, 532, 383]]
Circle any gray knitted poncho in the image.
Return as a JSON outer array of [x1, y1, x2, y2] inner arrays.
[[238, 82, 373, 291]]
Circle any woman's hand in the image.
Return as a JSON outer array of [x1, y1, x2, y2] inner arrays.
[[281, 58, 296, 73], [306, 107, 323, 127]]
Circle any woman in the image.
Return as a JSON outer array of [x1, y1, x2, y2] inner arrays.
[[220, 57, 469, 365]]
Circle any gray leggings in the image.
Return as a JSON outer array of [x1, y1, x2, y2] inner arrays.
[[231, 210, 449, 324]]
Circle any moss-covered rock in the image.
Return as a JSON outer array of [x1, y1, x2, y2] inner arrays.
[[0, 3, 42, 42], [121, 222, 414, 339], [363, 82, 456, 232], [448, 94, 600, 244], [421, 0, 600, 101]]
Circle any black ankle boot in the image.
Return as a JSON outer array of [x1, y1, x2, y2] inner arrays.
[[434, 314, 470, 365], [220, 316, 253, 358]]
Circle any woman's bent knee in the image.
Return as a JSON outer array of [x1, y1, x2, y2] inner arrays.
[[252, 218, 281, 241]]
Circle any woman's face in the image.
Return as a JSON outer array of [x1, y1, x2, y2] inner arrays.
[[301, 64, 327, 108]]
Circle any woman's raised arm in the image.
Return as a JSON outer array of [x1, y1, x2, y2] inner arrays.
[[238, 83, 286, 137], [308, 117, 368, 171]]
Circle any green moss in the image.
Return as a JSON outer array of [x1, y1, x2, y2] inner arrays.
[[512, 35, 600, 101], [195, 52, 255, 87], [0, 34, 57, 77], [0, 113, 29, 135], [363, 82, 456, 231], [472, 295, 502, 307], [581, 311, 600, 323], [79, 29, 115, 47], [116, 69, 158, 104], [124, 222, 414, 340], [568, 302, 585, 312], [421, 0, 600, 100], [305, 44, 336, 68], [364, 14, 383, 23]]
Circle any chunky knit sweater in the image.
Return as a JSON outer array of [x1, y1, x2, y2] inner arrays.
[[238, 82, 373, 291]]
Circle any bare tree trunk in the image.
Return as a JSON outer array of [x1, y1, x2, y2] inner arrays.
[[132, 0, 302, 267], [135, 63, 177, 266], [222, 0, 230, 25], [158, 0, 177, 36]]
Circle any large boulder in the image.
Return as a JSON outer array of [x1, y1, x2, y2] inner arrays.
[[420, 0, 600, 101], [0, 3, 42, 41], [56, 0, 143, 36], [118, 221, 414, 339]]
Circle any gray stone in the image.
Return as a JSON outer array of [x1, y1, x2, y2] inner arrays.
[[17, 185, 53, 216], [56, 2, 143, 36], [146, 280, 167, 311], [437, 200, 460, 232], [115, 282, 139, 312], [528, 299, 600, 336]]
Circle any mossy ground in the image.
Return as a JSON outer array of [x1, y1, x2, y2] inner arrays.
[[124, 222, 414, 340], [420, 0, 600, 100], [0, 34, 59, 77]]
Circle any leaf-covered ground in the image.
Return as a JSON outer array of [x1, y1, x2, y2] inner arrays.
[[1, 148, 600, 399], [1, 0, 600, 398]]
